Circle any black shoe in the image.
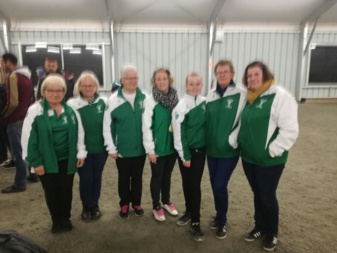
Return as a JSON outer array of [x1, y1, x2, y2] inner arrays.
[[133, 205, 144, 216], [81, 208, 92, 221], [190, 223, 205, 242], [216, 224, 227, 239], [3, 160, 15, 168], [60, 219, 73, 232], [244, 228, 264, 242], [27, 174, 39, 183], [209, 218, 218, 230], [91, 207, 102, 220], [176, 212, 191, 226], [1, 185, 26, 193], [51, 222, 62, 234], [119, 205, 129, 219], [263, 234, 278, 251]]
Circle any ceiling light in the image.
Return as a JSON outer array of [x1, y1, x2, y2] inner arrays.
[[86, 44, 100, 51], [25, 46, 37, 53], [70, 47, 81, 54], [63, 44, 73, 50], [47, 46, 60, 53], [92, 49, 102, 55], [35, 42, 47, 48]]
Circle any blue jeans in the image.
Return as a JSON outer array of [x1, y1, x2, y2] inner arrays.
[[207, 155, 239, 226], [242, 160, 284, 236], [78, 152, 108, 209], [7, 121, 26, 189]]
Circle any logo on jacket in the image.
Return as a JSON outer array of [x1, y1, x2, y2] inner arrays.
[[201, 104, 206, 113], [226, 98, 234, 109], [62, 116, 68, 124], [138, 101, 144, 110], [97, 104, 103, 113], [256, 98, 267, 109], [71, 114, 76, 124]]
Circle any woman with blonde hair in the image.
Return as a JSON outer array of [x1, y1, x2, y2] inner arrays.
[[22, 74, 86, 233], [142, 68, 179, 221], [68, 71, 108, 221]]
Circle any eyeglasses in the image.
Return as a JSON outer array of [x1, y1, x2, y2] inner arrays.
[[80, 84, 96, 89], [45, 89, 63, 94], [123, 77, 139, 81], [216, 71, 232, 75]]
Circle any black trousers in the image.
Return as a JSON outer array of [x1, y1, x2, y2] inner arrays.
[[178, 148, 206, 223], [150, 153, 177, 209], [116, 155, 146, 207], [39, 160, 74, 223]]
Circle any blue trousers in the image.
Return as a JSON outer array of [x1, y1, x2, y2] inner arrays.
[[207, 155, 239, 226], [78, 152, 108, 209], [242, 160, 284, 236], [7, 121, 26, 189]]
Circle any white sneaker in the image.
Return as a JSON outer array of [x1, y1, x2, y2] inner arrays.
[[162, 202, 178, 216], [152, 207, 166, 221]]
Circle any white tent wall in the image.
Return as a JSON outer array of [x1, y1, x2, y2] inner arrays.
[[7, 29, 337, 99]]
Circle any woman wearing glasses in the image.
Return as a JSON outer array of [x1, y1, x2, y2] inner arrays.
[[22, 74, 86, 233], [206, 60, 246, 239], [103, 65, 147, 219], [67, 71, 108, 222]]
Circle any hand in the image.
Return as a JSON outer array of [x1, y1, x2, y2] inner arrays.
[[77, 159, 85, 168], [148, 153, 157, 164], [109, 153, 118, 159], [183, 161, 191, 168], [34, 165, 45, 176]]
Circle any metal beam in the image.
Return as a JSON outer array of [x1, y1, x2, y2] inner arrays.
[[295, 23, 308, 102], [105, 0, 115, 86], [303, 18, 318, 56]]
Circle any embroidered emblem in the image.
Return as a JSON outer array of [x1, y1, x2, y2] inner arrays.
[[256, 98, 267, 109], [201, 104, 206, 113], [138, 100, 144, 110], [97, 104, 103, 113], [62, 116, 68, 124], [71, 115, 76, 124], [226, 98, 234, 109]]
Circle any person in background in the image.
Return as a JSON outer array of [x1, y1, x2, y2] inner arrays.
[[237, 61, 298, 251], [21, 74, 86, 233], [67, 71, 108, 221], [205, 60, 246, 239], [142, 68, 179, 222], [172, 72, 206, 241], [36, 57, 74, 101], [103, 65, 146, 219], [1, 53, 35, 193]]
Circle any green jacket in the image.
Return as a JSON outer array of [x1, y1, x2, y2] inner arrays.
[[22, 99, 87, 174], [142, 94, 175, 157], [103, 86, 146, 158]]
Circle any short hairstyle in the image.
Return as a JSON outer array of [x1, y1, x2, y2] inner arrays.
[[1, 53, 18, 65], [242, 61, 274, 86], [73, 70, 100, 96], [44, 56, 58, 63], [185, 72, 202, 85], [151, 68, 174, 87], [120, 65, 137, 79], [41, 74, 67, 97], [214, 60, 235, 74]]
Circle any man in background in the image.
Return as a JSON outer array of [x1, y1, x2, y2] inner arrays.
[[1, 53, 35, 193]]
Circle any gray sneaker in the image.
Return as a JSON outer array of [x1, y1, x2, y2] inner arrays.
[[190, 223, 205, 242], [216, 224, 227, 239], [176, 212, 191, 226]]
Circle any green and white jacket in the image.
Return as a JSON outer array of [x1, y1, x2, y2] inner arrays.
[[142, 94, 175, 157], [206, 82, 246, 158], [237, 85, 299, 166], [103, 86, 146, 158], [67, 94, 107, 154], [21, 99, 87, 174], [172, 94, 206, 162]]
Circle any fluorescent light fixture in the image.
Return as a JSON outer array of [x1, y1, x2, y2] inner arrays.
[[25, 46, 37, 53], [92, 49, 102, 55], [63, 44, 73, 50], [47, 46, 60, 54], [69, 47, 81, 54], [35, 42, 47, 48], [86, 44, 100, 51]]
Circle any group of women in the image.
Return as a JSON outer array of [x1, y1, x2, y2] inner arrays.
[[21, 59, 298, 252]]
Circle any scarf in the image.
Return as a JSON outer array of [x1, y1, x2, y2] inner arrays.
[[247, 80, 274, 105], [80, 92, 99, 105], [152, 87, 179, 111]]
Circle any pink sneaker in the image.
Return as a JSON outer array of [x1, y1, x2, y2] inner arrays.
[[119, 205, 129, 219], [163, 202, 178, 216], [152, 207, 166, 221], [133, 205, 144, 216]]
